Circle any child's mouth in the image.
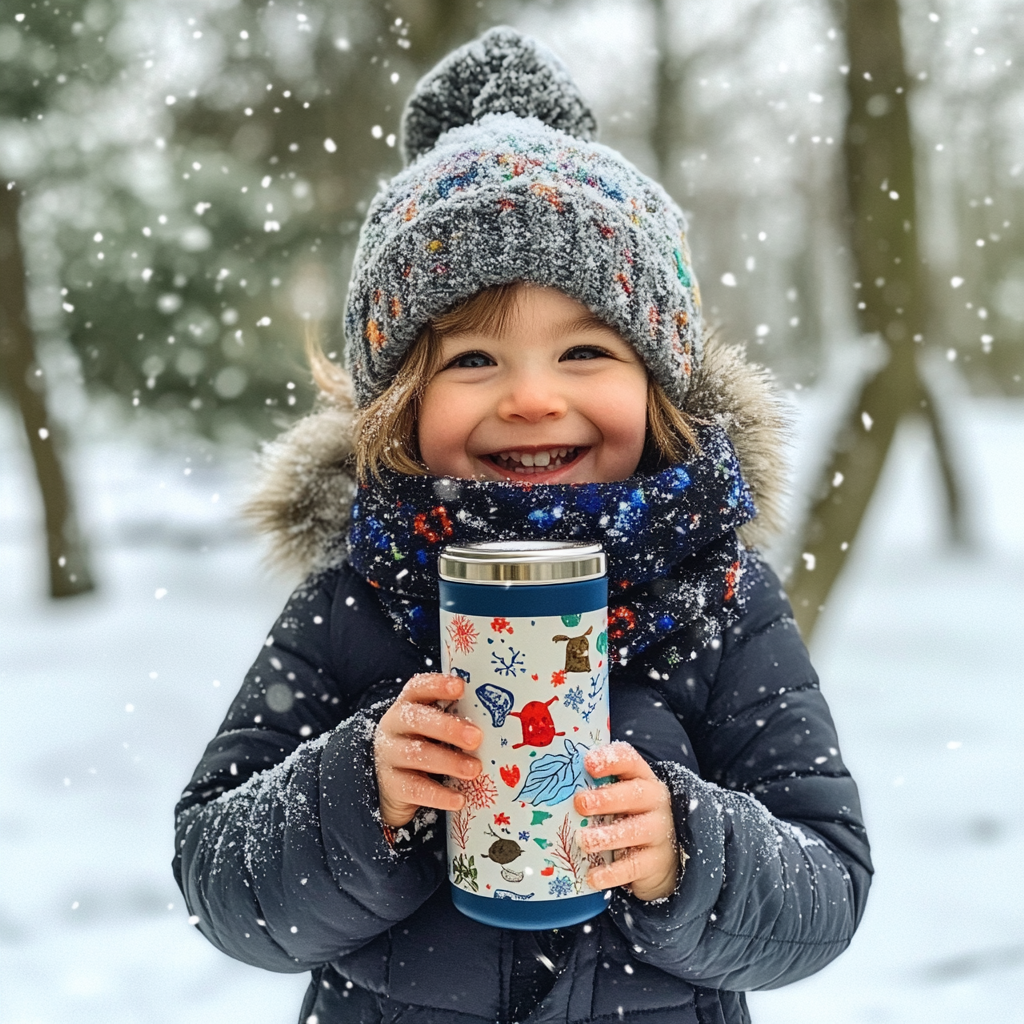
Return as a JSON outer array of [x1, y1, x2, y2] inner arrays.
[[486, 446, 585, 476]]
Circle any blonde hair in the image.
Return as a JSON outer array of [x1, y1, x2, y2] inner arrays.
[[310, 284, 699, 481]]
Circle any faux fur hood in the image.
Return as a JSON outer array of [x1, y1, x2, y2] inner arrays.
[[243, 339, 790, 579]]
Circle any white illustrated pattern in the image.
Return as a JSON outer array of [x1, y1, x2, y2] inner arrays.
[[441, 606, 612, 902]]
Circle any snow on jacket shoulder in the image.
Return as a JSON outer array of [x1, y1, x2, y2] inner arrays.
[[173, 340, 872, 1024]]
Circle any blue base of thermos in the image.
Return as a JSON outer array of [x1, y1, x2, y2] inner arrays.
[[451, 884, 609, 930]]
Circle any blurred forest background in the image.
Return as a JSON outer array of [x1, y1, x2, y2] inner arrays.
[[2, 3, 1023, 1023], [1, 0, 1022, 625]]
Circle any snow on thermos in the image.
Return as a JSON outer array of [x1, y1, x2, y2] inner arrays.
[[438, 541, 612, 929]]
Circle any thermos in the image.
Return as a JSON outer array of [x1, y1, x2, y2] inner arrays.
[[438, 541, 612, 930]]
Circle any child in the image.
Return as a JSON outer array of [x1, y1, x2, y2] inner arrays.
[[174, 28, 871, 1024]]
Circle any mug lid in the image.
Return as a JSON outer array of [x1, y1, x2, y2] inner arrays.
[[438, 541, 606, 585]]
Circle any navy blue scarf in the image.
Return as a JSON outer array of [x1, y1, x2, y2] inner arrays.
[[347, 424, 756, 667]]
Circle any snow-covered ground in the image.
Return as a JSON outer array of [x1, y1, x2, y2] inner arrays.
[[1, 398, 1022, 1024]]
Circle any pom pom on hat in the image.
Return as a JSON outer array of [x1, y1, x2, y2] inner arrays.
[[402, 26, 597, 163]]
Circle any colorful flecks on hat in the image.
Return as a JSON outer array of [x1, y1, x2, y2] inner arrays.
[[347, 423, 754, 664], [343, 26, 702, 409]]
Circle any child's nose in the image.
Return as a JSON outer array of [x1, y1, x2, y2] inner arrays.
[[496, 371, 568, 423]]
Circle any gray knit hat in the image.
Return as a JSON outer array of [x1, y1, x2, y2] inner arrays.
[[344, 27, 703, 409]]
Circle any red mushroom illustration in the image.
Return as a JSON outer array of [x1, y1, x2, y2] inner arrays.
[[509, 696, 564, 749]]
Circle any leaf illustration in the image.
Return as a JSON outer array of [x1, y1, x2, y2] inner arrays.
[[515, 739, 588, 807], [452, 853, 479, 892]]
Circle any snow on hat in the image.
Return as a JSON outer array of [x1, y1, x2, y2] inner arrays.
[[343, 26, 703, 408]]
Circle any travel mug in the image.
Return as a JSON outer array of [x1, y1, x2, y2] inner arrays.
[[438, 541, 612, 930]]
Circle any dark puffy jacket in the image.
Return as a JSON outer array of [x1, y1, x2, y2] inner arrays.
[[174, 550, 871, 1024]]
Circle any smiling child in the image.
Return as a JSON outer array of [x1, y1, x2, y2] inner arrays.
[[174, 28, 871, 1024]]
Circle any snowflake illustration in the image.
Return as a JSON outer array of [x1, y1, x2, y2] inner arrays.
[[563, 686, 584, 712], [581, 674, 603, 722], [548, 876, 574, 897], [519, 831, 530, 842], [550, 669, 566, 687], [491, 647, 525, 677], [458, 772, 498, 810], [447, 615, 479, 656]]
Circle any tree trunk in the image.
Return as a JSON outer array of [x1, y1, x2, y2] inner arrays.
[[787, 0, 930, 638], [0, 183, 95, 598], [650, 0, 683, 189], [922, 381, 968, 545]]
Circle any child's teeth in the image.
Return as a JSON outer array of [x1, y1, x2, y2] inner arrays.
[[490, 447, 581, 473]]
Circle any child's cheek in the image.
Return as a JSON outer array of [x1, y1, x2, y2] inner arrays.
[[417, 386, 475, 477]]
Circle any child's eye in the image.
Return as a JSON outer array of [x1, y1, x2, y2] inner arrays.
[[446, 351, 495, 369], [561, 346, 609, 361]]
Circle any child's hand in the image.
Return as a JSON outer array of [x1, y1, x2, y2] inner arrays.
[[573, 741, 680, 902], [374, 673, 483, 828]]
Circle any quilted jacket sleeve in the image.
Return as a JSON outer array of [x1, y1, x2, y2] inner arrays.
[[608, 553, 873, 990], [172, 565, 447, 972]]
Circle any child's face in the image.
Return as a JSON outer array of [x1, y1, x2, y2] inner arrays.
[[418, 287, 648, 483]]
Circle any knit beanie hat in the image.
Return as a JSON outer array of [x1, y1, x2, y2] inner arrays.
[[343, 27, 703, 409]]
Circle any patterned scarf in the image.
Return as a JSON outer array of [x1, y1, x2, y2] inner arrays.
[[347, 424, 756, 667]]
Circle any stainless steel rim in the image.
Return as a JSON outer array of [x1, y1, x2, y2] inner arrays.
[[438, 541, 607, 585]]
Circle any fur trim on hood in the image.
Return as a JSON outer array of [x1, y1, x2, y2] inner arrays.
[[243, 339, 790, 578]]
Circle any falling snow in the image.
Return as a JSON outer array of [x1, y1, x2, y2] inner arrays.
[[1, 396, 1020, 1022]]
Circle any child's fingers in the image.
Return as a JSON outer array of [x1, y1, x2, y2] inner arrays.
[[394, 700, 482, 751], [376, 673, 480, 826], [401, 672, 466, 704], [583, 741, 657, 782], [587, 845, 679, 901], [586, 845, 660, 891], [585, 843, 647, 892], [576, 810, 664, 855], [385, 736, 482, 781], [383, 768, 466, 814], [574, 776, 664, 817]]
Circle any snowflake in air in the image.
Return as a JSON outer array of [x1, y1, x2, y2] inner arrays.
[[446, 615, 479, 655], [491, 647, 525, 677], [562, 686, 584, 712], [548, 875, 573, 897], [458, 772, 498, 810], [519, 831, 530, 842]]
